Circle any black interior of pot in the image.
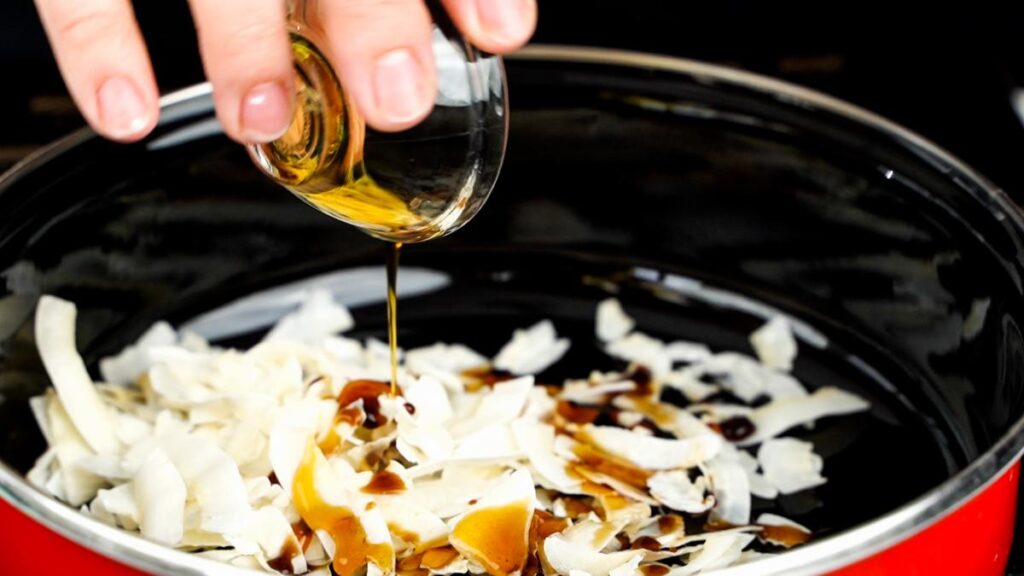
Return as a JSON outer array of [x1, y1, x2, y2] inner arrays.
[[2, 55, 1024, 544]]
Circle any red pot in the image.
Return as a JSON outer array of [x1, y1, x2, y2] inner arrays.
[[0, 47, 1022, 575]]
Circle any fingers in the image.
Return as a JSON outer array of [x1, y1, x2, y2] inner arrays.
[[321, 0, 437, 132], [439, 0, 537, 54], [34, 0, 159, 142], [188, 0, 294, 143]]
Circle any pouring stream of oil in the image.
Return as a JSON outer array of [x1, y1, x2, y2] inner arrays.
[[386, 242, 402, 397]]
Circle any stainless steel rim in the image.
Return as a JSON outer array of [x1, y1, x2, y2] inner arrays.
[[1, 45, 1023, 576]]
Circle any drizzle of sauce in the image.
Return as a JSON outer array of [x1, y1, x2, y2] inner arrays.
[[556, 400, 601, 424], [630, 535, 661, 551], [319, 406, 366, 454], [362, 469, 407, 494], [570, 438, 652, 489], [580, 481, 633, 518], [640, 564, 671, 576], [523, 510, 567, 576], [266, 539, 301, 574], [337, 380, 394, 429], [292, 445, 394, 576], [461, 367, 516, 392], [719, 416, 757, 442], [626, 366, 654, 397], [450, 502, 532, 576], [291, 521, 315, 551], [420, 546, 460, 570], [760, 524, 812, 548], [657, 514, 683, 534], [559, 496, 595, 518]]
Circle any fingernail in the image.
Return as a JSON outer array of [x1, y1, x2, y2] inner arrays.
[[476, 0, 535, 45], [373, 49, 431, 125], [97, 77, 151, 140], [241, 81, 292, 143]]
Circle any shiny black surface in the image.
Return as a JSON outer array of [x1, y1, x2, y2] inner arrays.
[[1, 56, 1024, 550]]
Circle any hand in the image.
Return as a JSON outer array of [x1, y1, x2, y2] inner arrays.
[[33, 0, 536, 143]]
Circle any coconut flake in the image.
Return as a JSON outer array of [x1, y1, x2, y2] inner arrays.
[[134, 448, 186, 545], [758, 438, 826, 494], [263, 289, 354, 345], [494, 320, 570, 375], [159, 432, 252, 537], [100, 321, 177, 386], [750, 316, 797, 372], [544, 533, 644, 576], [706, 458, 751, 527], [596, 299, 635, 343], [35, 296, 120, 454], [605, 332, 671, 377], [512, 422, 580, 492], [46, 395, 106, 506], [580, 424, 722, 470], [669, 532, 756, 575], [647, 471, 714, 514], [739, 387, 870, 446]]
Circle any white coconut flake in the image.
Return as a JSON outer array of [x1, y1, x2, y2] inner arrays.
[[605, 332, 671, 376], [134, 448, 186, 545], [580, 424, 722, 470], [706, 458, 751, 527], [406, 343, 488, 376], [35, 296, 120, 454], [739, 387, 870, 446], [100, 321, 177, 386], [544, 533, 644, 576], [664, 532, 753, 575], [263, 289, 354, 345], [159, 432, 252, 536], [596, 298, 635, 342], [511, 422, 580, 492], [493, 320, 570, 375], [758, 438, 826, 494], [648, 470, 715, 514], [750, 316, 797, 372]]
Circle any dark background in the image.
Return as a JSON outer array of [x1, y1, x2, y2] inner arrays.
[[2, 0, 1024, 572]]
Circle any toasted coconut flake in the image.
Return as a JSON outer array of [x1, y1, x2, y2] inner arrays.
[[579, 424, 722, 470], [264, 290, 354, 345], [648, 471, 714, 514], [494, 321, 570, 375], [750, 316, 797, 372], [758, 438, 826, 494], [596, 299, 636, 343], [739, 387, 870, 446], [377, 496, 450, 553], [35, 296, 120, 454], [706, 458, 751, 527]]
